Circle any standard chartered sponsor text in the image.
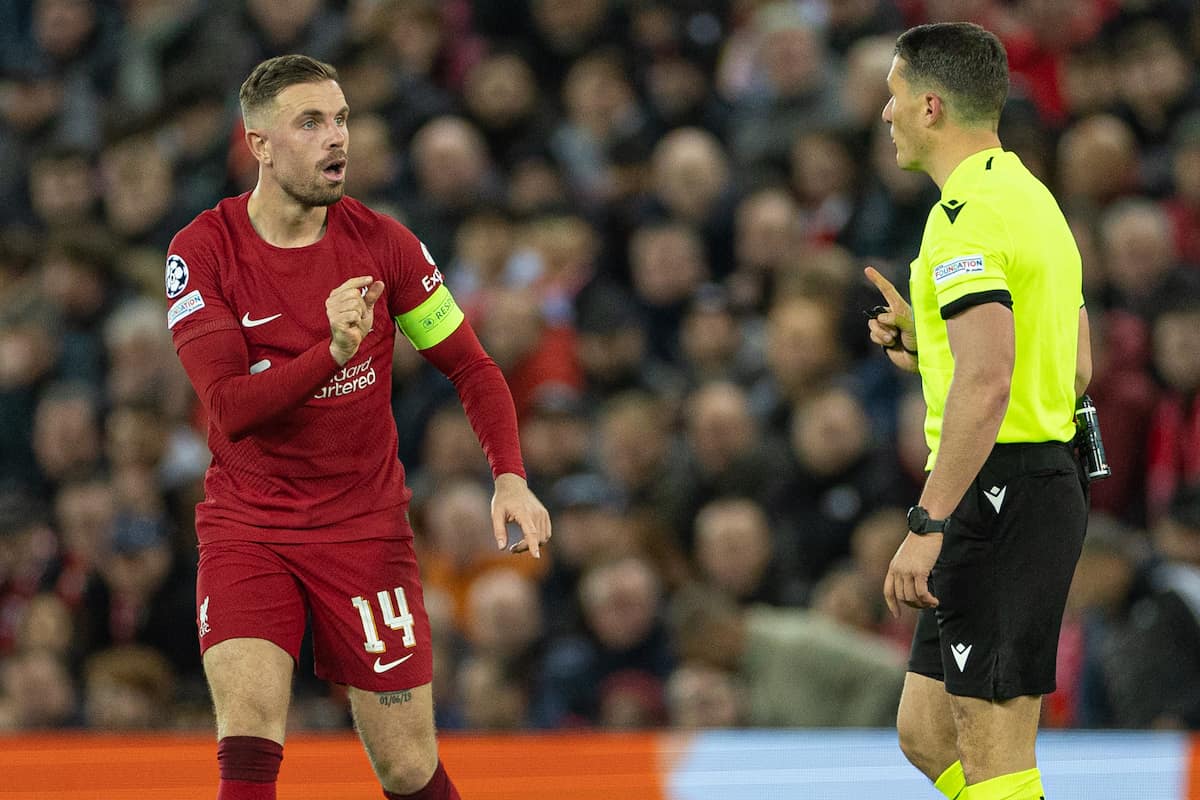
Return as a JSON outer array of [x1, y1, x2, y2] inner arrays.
[[314, 356, 376, 399]]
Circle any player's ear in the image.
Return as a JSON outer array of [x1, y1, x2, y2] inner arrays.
[[245, 126, 271, 165]]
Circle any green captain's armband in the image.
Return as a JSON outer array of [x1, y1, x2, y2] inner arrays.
[[394, 284, 465, 349]]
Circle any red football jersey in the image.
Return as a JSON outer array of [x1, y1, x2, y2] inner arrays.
[[167, 193, 453, 543]]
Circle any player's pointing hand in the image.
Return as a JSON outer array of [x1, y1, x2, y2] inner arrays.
[[491, 472, 552, 558], [327, 275, 385, 365]]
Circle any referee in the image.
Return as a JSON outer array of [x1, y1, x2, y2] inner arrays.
[[865, 23, 1091, 800]]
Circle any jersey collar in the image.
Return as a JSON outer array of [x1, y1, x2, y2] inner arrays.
[[941, 147, 1006, 200]]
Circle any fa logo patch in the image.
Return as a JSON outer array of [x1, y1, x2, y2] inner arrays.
[[165, 254, 189, 298]]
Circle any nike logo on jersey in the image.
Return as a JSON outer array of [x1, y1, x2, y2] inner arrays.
[[984, 485, 1006, 513], [241, 312, 282, 327], [951, 642, 972, 672], [940, 199, 966, 224], [373, 653, 414, 673]]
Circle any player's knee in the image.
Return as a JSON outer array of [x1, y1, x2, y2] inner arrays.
[[373, 743, 438, 795], [216, 694, 288, 739]]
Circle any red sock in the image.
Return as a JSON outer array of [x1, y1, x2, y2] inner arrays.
[[383, 761, 461, 800], [216, 736, 283, 800]]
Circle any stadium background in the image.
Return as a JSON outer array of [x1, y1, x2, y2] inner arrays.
[[1, 0, 1200, 796]]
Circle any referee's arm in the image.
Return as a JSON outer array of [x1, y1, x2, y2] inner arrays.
[[1076, 306, 1092, 398], [917, 302, 1015, 520]]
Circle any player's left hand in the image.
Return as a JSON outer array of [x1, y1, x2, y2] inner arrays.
[[491, 473, 552, 558], [883, 532, 942, 617]]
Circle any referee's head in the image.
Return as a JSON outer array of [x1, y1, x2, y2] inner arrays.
[[893, 22, 1010, 130], [883, 22, 1010, 176]]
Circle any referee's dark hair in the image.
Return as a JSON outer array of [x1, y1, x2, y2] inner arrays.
[[895, 22, 1009, 127]]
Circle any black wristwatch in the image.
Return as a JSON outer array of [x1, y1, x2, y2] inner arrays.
[[907, 505, 948, 535]]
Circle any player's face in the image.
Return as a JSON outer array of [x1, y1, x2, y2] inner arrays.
[[265, 79, 350, 207], [882, 56, 927, 173]]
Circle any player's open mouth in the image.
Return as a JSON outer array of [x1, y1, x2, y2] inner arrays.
[[321, 158, 347, 181]]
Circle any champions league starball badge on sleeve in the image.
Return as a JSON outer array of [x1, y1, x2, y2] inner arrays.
[[165, 254, 189, 298]]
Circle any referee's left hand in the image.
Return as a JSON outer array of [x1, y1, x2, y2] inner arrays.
[[883, 533, 942, 617], [491, 472, 552, 558]]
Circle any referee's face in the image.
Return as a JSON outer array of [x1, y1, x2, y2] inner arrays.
[[882, 56, 926, 173]]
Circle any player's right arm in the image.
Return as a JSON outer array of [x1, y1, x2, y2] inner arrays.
[[166, 225, 372, 440]]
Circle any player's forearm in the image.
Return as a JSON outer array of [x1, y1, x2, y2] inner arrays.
[[179, 331, 339, 440], [919, 371, 1010, 519], [422, 325, 526, 478]]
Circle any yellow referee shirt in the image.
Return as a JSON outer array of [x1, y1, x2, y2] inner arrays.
[[910, 147, 1081, 467]]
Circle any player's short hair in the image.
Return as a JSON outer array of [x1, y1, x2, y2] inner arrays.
[[895, 22, 1009, 127], [239, 54, 339, 126]]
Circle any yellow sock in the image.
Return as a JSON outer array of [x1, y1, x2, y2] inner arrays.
[[934, 760, 966, 799], [961, 767, 1044, 800]]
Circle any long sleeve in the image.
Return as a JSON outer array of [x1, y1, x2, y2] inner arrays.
[[177, 327, 339, 441], [419, 322, 526, 479]]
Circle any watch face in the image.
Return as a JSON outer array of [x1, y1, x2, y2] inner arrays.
[[907, 506, 927, 531]]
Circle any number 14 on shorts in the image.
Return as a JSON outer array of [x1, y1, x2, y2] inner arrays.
[[351, 587, 416, 653]]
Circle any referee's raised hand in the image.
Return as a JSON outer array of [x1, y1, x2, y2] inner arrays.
[[864, 266, 919, 373]]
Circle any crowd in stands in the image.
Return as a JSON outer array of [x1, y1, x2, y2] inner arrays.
[[1, 0, 1200, 733]]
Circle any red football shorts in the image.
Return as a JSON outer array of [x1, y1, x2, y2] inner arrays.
[[195, 533, 433, 692]]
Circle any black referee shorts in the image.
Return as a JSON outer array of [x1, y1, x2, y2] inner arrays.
[[908, 441, 1088, 700]]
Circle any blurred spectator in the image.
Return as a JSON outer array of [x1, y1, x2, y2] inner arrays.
[[0, 491, 58, 655], [473, 286, 583, 419], [1103, 485, 1200, 728], [456, 654, 531, 730], [405, 115, 503, 261], [628, 221, 710, 363], [0, 648, 78, 730], [646, 127, 737, 274], [1145, 270, 1200, 524], [692, 496, 803, 606], [1163, 110, 1200, 266], [518, 384, 592, 498], [670, 586, 904, 727], [666, 660, 746, 729], [1097, 198, 1182, 318], [678, 381, 794, 544], [82, 644, 175, 730], [790, 129, 856, 245], [550, 49, 652, 211], [678, 284, 765, 388], [536, 555, 675, 726], [726, 4, 848, 169], [574, 283, 684, 406], [26, 145, 98, 231], [1056, 114, 1139, 216], [597, 668, 667, 730], [417, 477, 544, 628], [38, 227, 118, 386], [597, 391, 691, 536], [539, 472, 638, 639], [728, 186, 801, 314], [1050, 514, 1151, 728], [464, 567, 544, 663], [774, 385, 908, 586], [462, 51, 553, 172], [32, 381, 103, 488], [751, 293, 850, 435]]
